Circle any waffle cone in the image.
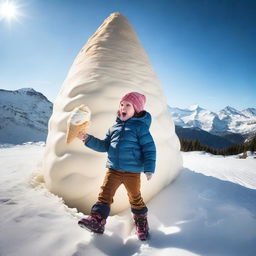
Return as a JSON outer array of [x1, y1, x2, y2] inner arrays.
[[66, 121, 90, 144]]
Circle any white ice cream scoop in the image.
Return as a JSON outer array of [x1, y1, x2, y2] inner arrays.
[[66, 105, 91, 143]]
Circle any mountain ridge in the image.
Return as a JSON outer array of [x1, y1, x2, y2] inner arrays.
[[0, 88, 53, 144], [169, 105, 256, 136]]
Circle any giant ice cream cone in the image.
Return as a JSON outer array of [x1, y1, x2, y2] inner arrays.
[[42, 12, 182, 215], [66, 105, 91, 144]]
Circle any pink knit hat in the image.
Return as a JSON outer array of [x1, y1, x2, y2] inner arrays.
[[120, 92, 146, 113]]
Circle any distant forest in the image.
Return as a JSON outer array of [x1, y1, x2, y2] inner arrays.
[[180, 134, 256, 156]]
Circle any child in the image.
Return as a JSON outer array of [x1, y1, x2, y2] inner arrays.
[[77, 92, 156, 240]]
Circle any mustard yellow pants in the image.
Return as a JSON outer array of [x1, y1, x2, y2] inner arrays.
[[97, 169, 146, 211]]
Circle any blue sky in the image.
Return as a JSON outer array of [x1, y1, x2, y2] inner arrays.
[[0, 0, 255, 112]]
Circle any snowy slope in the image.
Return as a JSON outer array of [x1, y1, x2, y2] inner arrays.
[[169, 105, 256, 135], [218, 106, 256, 135], [1, 143, 256, 256], [0, 88, 52, 144]]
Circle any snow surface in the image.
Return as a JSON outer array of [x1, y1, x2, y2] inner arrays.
[[1, 143, 256, 256]]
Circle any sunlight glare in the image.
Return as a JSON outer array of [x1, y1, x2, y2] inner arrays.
[[158, 225, 181, 235], [0, 1, 18, 21]]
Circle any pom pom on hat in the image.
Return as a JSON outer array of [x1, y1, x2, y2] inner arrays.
[[120, 92, 146, 113]]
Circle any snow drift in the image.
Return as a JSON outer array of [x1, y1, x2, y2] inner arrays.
[[42, 12, 182, 215]]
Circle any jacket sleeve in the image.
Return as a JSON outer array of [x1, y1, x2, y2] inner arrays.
[[138, 125, 156, 173], [84, 129, 111, 152]]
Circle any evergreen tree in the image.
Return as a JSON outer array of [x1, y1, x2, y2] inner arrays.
[[179, 133, 256, 156]]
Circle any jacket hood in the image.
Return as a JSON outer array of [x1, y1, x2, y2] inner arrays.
[[116, 111, 152, 128]]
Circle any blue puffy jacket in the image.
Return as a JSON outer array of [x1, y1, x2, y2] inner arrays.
[[84, 112, 156, 173]]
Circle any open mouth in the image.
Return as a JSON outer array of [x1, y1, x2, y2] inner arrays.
[[122, 112, 127, 118]]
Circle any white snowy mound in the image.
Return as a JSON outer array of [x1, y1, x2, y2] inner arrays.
[[42, 12, 182, 215]]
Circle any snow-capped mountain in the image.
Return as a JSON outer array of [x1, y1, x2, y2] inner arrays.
[[169, 105, 256, 136], [0, 88, 53, 144]]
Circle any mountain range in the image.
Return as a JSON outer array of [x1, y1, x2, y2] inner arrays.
[[169, 105, 256, 136], [0, 88, 255, 149], [169, 105, 256, 149]]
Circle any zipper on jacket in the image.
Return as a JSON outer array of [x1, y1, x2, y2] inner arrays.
[[116, 122, 125, 168]]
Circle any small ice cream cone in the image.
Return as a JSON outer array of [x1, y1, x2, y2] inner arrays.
[[66, 121, 90, 144], [66, 105, 91, 144]]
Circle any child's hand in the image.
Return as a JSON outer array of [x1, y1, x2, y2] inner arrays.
[[77, 132, 88, 141], [144, 172, 153, 181]]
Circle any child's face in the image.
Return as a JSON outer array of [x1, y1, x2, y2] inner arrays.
[[119, 100, 135, 121]]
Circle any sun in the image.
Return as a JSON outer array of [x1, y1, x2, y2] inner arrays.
[[0, 1, 19, 21]]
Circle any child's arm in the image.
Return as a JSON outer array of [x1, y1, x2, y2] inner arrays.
[[83, 129, 111, 152], [138, 126, 156, 173]]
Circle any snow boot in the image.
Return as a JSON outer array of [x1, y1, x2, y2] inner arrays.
[[133, 213, 149, 240], [78, 212, 106, 234]]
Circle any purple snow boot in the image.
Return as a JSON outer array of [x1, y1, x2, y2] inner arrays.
[[78, 212, 106, 234], [133, 213, 149, 240]]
